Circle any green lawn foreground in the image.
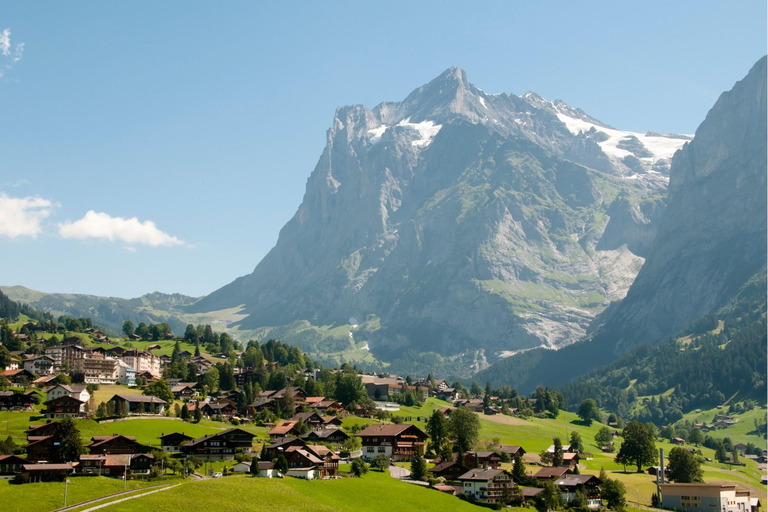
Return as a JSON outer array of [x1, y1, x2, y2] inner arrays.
[[99, 470, 481, 512], [0, 476, 181, 512]]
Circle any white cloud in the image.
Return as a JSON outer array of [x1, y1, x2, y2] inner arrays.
[[58, 211, 184, 247], [0, 28, 23, 76], [0, 29, 10, 56], [0, 193, 54, 238]]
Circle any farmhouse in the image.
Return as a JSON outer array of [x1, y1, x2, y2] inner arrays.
[[554, 474, 602, 508], [109, 394, 166, 415], [264, 437, 307, 460], [24, 436, 55, 462], [43, 395, 86, 418], [0, 455, 29, 479], [302, 428, 349, 444], [534, 467, 572, 480], [158, 432, 194, 452], [357, 424, 428, 462], [428, 460, 470, 480], [86, 434, 148, 455], [457, 468, 514, 504], [19, 463, 75, 483], [0, 390, 36, 410], [180, 428, 255, 460]]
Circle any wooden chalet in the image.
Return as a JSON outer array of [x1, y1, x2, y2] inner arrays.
[[284, 445, 339, 479], [428, 460, 471, 480], [158, 432, 194, 452], [458, 468, 514, 504], [0, 391, 36, 410], [356, 423, 428, 462], [302, 428, 349, 444], [290, 411, 324, 427], [43, 395, 86, 419], [109, 394, 166, 415], [86, 435, 148, 455], [201, 400, 236, 418], [180, 428, 255, 461], [464, 451, 502, 469], [170, 383, 198, 400], [24, 436, 54, 462], [268, 421, 302, 439], [496, 444, 526, 458], [19, 463, 75, 483], [1, 368, 36, 384], [0, 455, 29, 479], [25, 421, 58, 438], [534, 466, 573, 480], [264, 437, 307, 460], [554, 474, 602, 508]]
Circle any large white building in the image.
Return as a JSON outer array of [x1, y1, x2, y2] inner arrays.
[[660, 483, 755, 512]]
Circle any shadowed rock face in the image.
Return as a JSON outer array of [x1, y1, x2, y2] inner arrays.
[[192, 67, 688, 360], [590, 56, 767, 355]]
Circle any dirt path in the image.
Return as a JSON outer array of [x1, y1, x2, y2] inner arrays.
[[477, 413, 529, 426]]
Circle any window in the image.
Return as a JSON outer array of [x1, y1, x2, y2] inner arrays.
[[366, 447, 374, 453], [378, 447, 386, 453]]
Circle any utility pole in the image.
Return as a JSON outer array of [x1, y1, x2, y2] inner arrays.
[[64, 476, 68, 507]]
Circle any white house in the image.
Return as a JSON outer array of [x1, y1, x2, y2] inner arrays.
[[256, 461, 278, 478], [45, 384, 90, 404]]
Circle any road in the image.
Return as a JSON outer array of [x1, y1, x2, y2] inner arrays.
[[388, 465, 411, 479]]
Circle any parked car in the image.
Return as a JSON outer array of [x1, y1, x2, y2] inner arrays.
[[213, 472, 223, 478]]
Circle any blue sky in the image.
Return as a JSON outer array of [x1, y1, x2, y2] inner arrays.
[[0, 1, 765, 299]]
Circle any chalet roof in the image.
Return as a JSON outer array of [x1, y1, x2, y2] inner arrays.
[[105, 454, 132, 467], [269, 421, 298, 436], [257, 461, 275, 470], [497, 444, 525, 455], [547, 444, 571, 453], [111, 394, 167, 404], [356, 423, 427, 438], [555, 475, 602, 487], [291, 412, 321, 422], [534, 467, 572, 478], [0, 454, 29, 464], [267, 437, 306, 449], [285, 447, 323, 465], [429, 460, 467, 473], [158, 432, 194, 441], [184, 428, 255, 448], [302, 428, 348, 440], [23, 463, 73, 471], [522, 487, 545, 498], [458, 468, 507, 481]]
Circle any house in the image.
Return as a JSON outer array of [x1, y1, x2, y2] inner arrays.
[[562, 452, 580, 469], [307, 400, 343, 413], [496, 444, 526, 459], [671, 437, 686, 445], [255, 461, 277, 478], [521, 487, 545, 503], [43, 395, 86, 418], [660, 483, 754, 512], [23, 355, 55, 376], [464, 451, 502, 469], [78, 453, 154, 477], [302, 428, 349, 444], [1, 368, 37, 384], [25, 421, 59, 438], [0, 391, 35, 410], [554, 474, 602, 508], [457, 468, 514, 504], [171, 383, 197, 400], [647, 466, 667, 479], [283, 446, 325, 480], [45, 384, 90, 404], [290, 411, 325, 427], [264, 437, 307, 460], [428, 460, 471, 481], [546, 444, 574, 454], [18, 463, 75, 483], [109, 394, 166, 415], [157, 432, 194, 452], [534, 467, 573, 480], [0, 455, 29, 479], [180, 428, 255, 460], [33, 375, 59, 388], [201, 400, 237, 418], [357, 424, 428, 462], [86, 435, 148, 455], [269, 421, 302, 439], [24, 436, 55, 462], [304, 445, 340, 478]]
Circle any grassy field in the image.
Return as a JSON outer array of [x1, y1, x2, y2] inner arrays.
[[679, 405, 767, 446], [71, 418, 224, 447], [97, 470, 482, 512], [0, 475, 182, 512]]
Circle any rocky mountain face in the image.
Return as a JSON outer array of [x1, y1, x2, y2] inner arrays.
[[476, 56, 767, 391], [589, 55, 767, 354], [192, 68, 689, 363]]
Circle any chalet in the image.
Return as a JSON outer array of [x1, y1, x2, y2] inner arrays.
[[24, 436, 54, 462], [0, 391, 35, 410], [33, 375, 59, 387], [201, 400, 237, 418], [562, 452, 580, 469], [43, 395, 86, 419], [457, 468, 514, 504], [86, 435, 148, 455], [322, 415, 343, 427], [109, 394, 166, 415], [264, 437, 307, 460], [547, 444, 574, 454], [1, 368, 36, 384], [25, 421, 58, 438], [283, 446, 324, 480], [302, 428, 349, 444], [429, 460, 471, 480], [496, 444, 526, 459], [307, 400, 343, 413], [534, 467, 573, 480], [554, 474, 602, 508], [18, 463, 75, 483], [356, 424, 428, 462], [78, 453, 154, 477], [435, 388, 459, 402], [521, 487, 545, 503], [671, 437, 686, 445], [647, 466, 667, 479], [268, 421, 302, 438], [177, 350, 192, 358], [464, 451, 502, 469], [180, 428, 255, 460], [158, 432, 194, 452], [171, 383, 198, 400], [45, 384, 90, 404], [266, 387, 307, 403], [0, 455, 29, 479], [290, 411, 325, 427]]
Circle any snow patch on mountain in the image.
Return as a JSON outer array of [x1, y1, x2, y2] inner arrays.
[[368, 118, 442, 147]]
